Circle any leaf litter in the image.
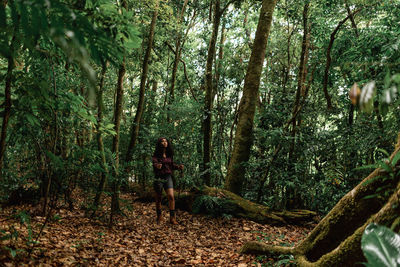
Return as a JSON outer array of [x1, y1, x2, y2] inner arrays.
[[0, 193, 314, 266]]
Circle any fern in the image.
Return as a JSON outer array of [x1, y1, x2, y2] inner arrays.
[[192, 195, 236, 218]]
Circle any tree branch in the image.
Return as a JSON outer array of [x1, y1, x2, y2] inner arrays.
[[322, 7, 362, 110]]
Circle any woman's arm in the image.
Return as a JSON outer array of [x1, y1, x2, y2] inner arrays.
[[152, 156, 162, 169], [172, 159, 183, 170]]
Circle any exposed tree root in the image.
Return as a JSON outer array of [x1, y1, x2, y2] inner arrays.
[[241, 137, 400, 266]]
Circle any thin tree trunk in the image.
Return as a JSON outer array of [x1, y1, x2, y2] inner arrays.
[[225, 0, 277, 195], [92, 62, 109, 214], [345, 1, 359, 37], [282, 5, 296, 94], [169, 0, 189, 101], [288, 2, 309, 161], [322, 8, 362, 110], [43, 57, 60, 216], [126, 1, 159, 162], [109, 0, 129, 226], [243, 3, 253, 49], [213, 20, 226, 103], [0, 51, 13, 177], [203, 0, 222, 186], [213, 21, 227, 185], [0, 14, 18, 178], [109, 59, 126, 226]]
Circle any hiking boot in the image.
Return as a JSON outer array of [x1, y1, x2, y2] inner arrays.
[[169, 210, 178, 225], [170, 216, 178, 225], [156, 208, 163, 224]]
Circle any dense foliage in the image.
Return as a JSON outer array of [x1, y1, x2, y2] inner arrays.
[[0, 0, 399, 219]]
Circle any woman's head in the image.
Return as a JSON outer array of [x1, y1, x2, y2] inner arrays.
[[153, 137, 174, 158]]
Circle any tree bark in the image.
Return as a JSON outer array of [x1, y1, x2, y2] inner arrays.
[[110, 59, 126, 226], [0, 14, 18, 178], [225, 0, 277, 195], [133, 185, 316, 225], [125, 1, 159, 162], [213, 22, 227, 185], [0, 46, 13, 178], [289, 2, 310, 161], [243, 3, 253, 49], [345, 1, 359, 37], [203, 0, 222, 186], [92, 62, 109, 214], [213, 20, 226, 104], [169, 0, 189, 101], [241, 135, 400, 266]]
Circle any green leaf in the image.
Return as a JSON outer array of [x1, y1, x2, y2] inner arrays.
[[45, 150, 64, 168], [361, 223, 400, 267], [362, 193, 380, 200], [362, 176, 385, 187], [378, 161, 392, 173], [354, 164, 379, 171], [391, 152, 400, 167], [10, 248, 16, 258], [26, 113, 40, 126], [384, 70, 391, 89]]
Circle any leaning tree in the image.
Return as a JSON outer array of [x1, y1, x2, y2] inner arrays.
[[241, 133, 400, 266]]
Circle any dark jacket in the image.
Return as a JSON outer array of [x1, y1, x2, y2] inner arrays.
[[152, 156, 180, 177]]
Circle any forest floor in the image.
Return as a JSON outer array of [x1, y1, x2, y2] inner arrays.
[[0, 192, 316, 266]]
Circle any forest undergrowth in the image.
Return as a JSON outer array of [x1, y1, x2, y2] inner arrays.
[[0, 189, 315, 266]]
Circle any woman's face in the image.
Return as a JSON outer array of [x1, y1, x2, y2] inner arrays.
[[160, 138, 168, 148]]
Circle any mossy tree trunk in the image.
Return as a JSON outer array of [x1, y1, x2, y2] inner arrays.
[[133, 185, 316, 225], [241, 134, 400, 266], [225, 0, 277, 195]]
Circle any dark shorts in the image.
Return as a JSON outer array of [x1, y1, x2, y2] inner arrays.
[[153, 175, 174, 194]]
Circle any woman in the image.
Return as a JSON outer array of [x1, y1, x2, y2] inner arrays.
[[152, 137, 183, 224]]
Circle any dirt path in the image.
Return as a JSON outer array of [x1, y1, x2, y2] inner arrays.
[[0, 195, 314, 266]]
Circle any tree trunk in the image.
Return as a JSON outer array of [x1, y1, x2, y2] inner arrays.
[[92, 62, 109, 214], [203, 0, 222, 186], [241, 135, 400, 266], [345, 0, 359, 37], [286, 3, 310, 209], [125, 1, 159, 162], [0, 16, 18, 178], [214, 22, 227, 186], [213, 20, 226, 103], [243, 2, 253, 49], [225, 0, 277, 195], [110, 59, 126, 225], [133, 185, 316, 225], [322, 8, 362, 110], [169, 0, 189, 101], [289, 2, 310, 161]]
